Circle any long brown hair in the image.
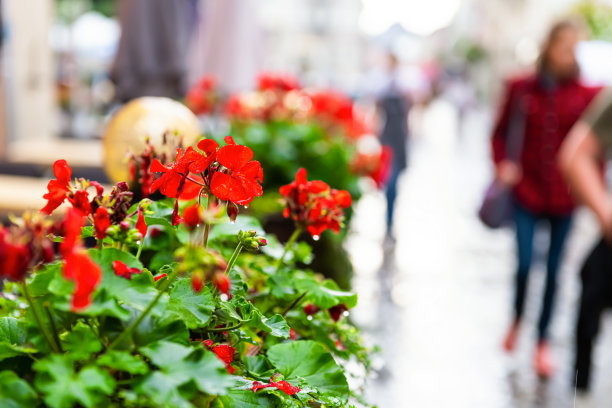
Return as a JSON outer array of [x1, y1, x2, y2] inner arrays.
[[537, 18, 585, 77]]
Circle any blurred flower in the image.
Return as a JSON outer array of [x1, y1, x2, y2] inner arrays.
[[112, 260, 142, 280], [136, 208, 148, 237], [303, 304, 320, 315], [41, 160, 72, 214], [212, 272, 231, 295], [280, 168, 351, 237], [186, 76, 219, 115], [328, 304, 349, 322], [212, 344, 235, 374], [94, 207, 111, 240], [252, 378, 301, 395], [182, 203, 201, 230]]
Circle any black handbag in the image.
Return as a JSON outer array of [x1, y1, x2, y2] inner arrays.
[[478, 88, 527, 228]]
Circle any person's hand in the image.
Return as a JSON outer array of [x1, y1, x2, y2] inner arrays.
[[496, 160, 522, 186]]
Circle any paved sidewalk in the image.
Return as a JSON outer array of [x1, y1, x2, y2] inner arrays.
[[347, 100, 612, 408]]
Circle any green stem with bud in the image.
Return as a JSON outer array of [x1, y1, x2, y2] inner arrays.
[[202, 196, 216, 248], [107, 267, 178, 351], [225, 242, 243, 274], [135, 238, 145, 260], [276, 228, 302, 272]]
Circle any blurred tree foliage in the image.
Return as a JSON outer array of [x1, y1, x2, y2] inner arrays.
[[572, 0, 612, 41], [56, 0, 116, 23]]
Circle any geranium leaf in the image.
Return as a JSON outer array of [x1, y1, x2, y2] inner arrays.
[[96, 350, 148, 375], [296, 278, 357, 309], [267, 340, 348, 404], [139, 341, 235, 404], [161, 278, 215, 329], [0, 317, 26, 345], [0, 370, 38, 408], [62, 322, 102, 360], [34, 355, 116, 408]]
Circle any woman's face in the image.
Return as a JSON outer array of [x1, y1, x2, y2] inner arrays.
[[546, 28, 579, 79]]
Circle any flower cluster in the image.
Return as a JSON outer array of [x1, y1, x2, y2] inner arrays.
[[280, 168, 352, 238], [351, 144, 393, 188], [203, 340, 236, 374], [0, 213, 54, 282], [186, 76, 219, 115], [150, 136, 263, 224]]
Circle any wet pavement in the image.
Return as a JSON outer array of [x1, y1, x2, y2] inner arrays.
[[347, 100, 612, 408]]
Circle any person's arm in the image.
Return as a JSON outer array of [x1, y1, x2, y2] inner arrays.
[[559, 121, 612, 232], [492, 80, 522, 185]]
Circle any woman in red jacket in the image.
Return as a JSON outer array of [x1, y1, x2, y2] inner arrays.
[[492, 19, 600, 377]]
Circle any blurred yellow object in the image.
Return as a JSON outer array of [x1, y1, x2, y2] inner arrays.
[[103, 97, 201, 183]]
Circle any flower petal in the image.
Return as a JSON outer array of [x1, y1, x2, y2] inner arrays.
[[216, 144, 253, 172]]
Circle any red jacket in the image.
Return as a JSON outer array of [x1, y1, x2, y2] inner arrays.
[[492, 75, 601, 215]]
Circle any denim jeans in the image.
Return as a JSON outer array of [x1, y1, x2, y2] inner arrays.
[[513, 202, 572, 340], [385, 165, 401, 235]]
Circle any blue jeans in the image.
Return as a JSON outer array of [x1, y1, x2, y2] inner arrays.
[[513, 202, 572, 340], [385, 165, 401, 234]]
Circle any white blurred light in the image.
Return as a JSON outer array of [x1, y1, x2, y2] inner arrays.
[[359, 0, 462, 36], [515, 36, 539, 66]]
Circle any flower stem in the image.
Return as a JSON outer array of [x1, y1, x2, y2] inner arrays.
[[225, 243, 243, 274], [21, 283, 60, 353], [43, 303, 63, 352], [135, 238, 144, 260], [203, 196, 216, 248], [97, 238, 103, 252], [282, 292, 307, 317], [276, 228, 302, 272], [207, 322, 243, 332], [107, 267, 178, 351]]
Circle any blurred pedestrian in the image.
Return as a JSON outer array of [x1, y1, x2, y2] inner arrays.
[[559, 89, 612, 392], [492, 19, 600, 377], [378, 53, 411, 241]]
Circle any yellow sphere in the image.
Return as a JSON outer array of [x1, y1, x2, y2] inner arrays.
[[103, 97, 201, 183]]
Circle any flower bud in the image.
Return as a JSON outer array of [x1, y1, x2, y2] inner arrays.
[[213, 272, 231, 295], [192, 269, 204, 293], [226, 202, 238, 222]]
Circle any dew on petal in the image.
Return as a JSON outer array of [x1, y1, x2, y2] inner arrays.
[[342, 311, 350, 317], [307, 315, 313, 321], [312, 235, 320, 241], [220, 293, 229, 302]]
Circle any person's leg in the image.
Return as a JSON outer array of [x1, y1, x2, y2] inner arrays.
[[575, 239, 610, 391], [537, 214, 573, 340], [513, 204, 537, 321], [504, 202, 537, 352], [385, 165, 400, 236]]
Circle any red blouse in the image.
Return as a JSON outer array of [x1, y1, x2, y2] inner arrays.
[[492, 75, 601, 215]]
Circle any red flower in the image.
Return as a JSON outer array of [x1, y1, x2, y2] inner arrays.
[[172, 199, 183, 226], [150, 148, 203, 199], [252, 378, 300, 395], [202, 339, 214, 349], [186, 76, 218, 115], [280, 168, 351, 237], [64, 249, 102, 311], [112, 260, 142, 280], [68, 189, 92, 216], [257, 73, 301, 92], [328, 304, 348, 322], [212, 272, 231, 295], [136, 209, 148, 238], [192, 270, 204, 293], [303, 304, 320, 316], [61, 209, 102, 311], [41, 160, 72, 214], [154, 273, 167, 282], [210, 136, 263, 205], [289, 329, 297, 340], [94, 207, 111, 240], [212, 344, 235, 374], [182, 203, 201, 230], [0, 229, 30, 281]]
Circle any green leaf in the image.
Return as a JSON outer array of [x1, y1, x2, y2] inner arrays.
[[0, 370, 38, 408], [253, 314, 290, 338], [34, 354, 116, 408], [62, 322, 102, 360], [267, 340, 348, 403], [162, 278, 215, 329], [215, 388, 276, 408], [296, 278, 357, 309], [0, 317, 26, 345], [218, 297, 290, 339], [97, 350, 148, 375], [139, 341, 235, 405], [28, 263, 60, 297], [89, 248, 161, 316]]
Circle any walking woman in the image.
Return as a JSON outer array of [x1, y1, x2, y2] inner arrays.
[[492, 19, 600, 377]]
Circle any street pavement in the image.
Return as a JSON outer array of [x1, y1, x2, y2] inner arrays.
[[346, 99, 612, 408]]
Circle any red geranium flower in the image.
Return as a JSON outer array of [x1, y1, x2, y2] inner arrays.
[[61, 209, 102, 311], [0, 229, 30, 281], [252, 378, 300, 395], [182, 203, 201, 230], [303, 304, 320, 315], [212, 344, 235, 374], [136, 208, 148, 238], [257, 73, 301, 92], [150, 147, 204, 199], [41, 160, 72, 214], [280, 168, 351, 237], [153, 273, 167, 282], [94, 207, 111, 240], [68, 189, 92, 216], [212, 272, 231, 295], [210, 136, 263, 206], [112, 260, 142, 280], [328, 304, 348, 322]]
